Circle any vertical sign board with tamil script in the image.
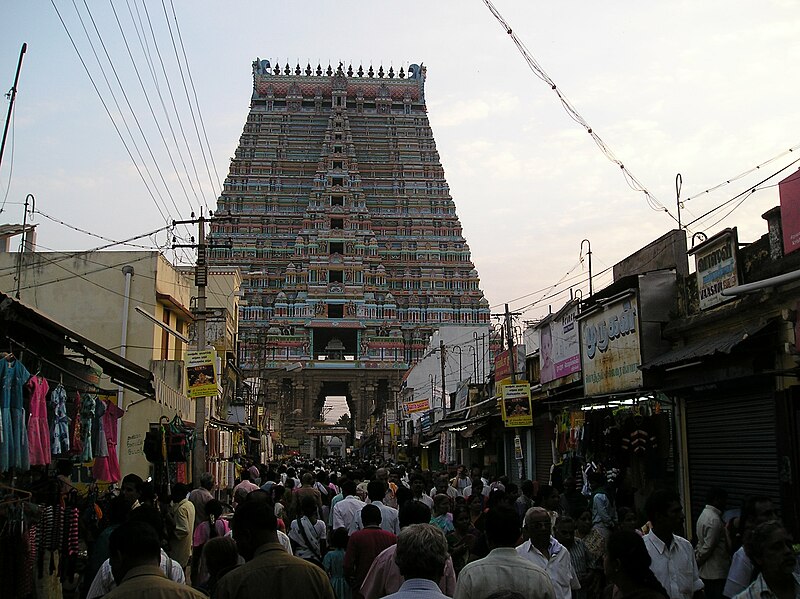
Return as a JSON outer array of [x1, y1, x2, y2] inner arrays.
[[690, 228, 739, 310], [581, 295, 642, 396]]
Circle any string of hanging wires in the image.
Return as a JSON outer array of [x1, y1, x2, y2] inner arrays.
[[50, 1, 219, 263], [481, 0, 682, 228]]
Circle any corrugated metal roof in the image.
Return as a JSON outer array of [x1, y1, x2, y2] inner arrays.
[[641, 322, 769, 369]]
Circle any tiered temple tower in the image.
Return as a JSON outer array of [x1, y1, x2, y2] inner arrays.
[[209, 59, 489, 452]]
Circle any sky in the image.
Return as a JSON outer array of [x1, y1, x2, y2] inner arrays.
[[2, 0, 800, 332]]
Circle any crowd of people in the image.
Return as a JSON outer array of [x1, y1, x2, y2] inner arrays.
[[83, 459, 798, 599]]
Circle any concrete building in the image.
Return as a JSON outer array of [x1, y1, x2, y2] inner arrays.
[[0, 250, 240, 478]]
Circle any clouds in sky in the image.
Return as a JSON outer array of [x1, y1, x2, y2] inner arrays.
[[1, 1, 799, 322]]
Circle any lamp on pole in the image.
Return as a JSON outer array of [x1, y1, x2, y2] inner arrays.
[[580, 239, 593, 297]]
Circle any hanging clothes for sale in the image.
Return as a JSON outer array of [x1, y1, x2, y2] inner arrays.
[[93, 400, 123, 483], [70, 392, 83, 457], [1, 355, 32, 472], [50, 384, 70, 456], [92, 396, 107, 459], [26, 375, 51, 466], [79, 393, 96, 463]]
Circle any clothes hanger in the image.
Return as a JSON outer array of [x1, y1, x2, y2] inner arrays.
[[0, 483, 33, 506]]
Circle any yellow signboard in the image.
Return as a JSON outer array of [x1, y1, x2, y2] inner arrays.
[[186, 349, 218, 398], [501, 382, 532, 427], [404, 398, 431, 414]]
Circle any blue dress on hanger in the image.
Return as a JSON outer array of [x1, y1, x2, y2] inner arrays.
[[0, 358, 31, 472]]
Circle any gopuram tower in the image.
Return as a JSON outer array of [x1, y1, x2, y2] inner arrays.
[[209, 59, 489, 454]]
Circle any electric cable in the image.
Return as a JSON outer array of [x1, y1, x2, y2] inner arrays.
[[167, 0, 222, 194], [76, 0, 191, 222], [50, 0, 170, 226], [160, 0, 213, 209], [481, 0, 682, 227], [139, 0, 205, 212]]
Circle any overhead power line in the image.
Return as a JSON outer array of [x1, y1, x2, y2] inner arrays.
[[481, 0, 682, 227]]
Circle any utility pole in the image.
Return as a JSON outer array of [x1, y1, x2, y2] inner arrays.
[[173, 210, 231, 485], [440, 338, 447, 416], [1, 43, 26, 172]]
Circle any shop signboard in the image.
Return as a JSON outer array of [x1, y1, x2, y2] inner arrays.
[[581, 295, 642, 395], [539, 303, 581, 384], [501, 382, 532, 427], [186, 349, 218, 398], [454, 380, 470, 411], [494, 345, 526, 381], [690, 228, 739, 310], [779, 171, 800, 255], [404, 398, 430, 414]]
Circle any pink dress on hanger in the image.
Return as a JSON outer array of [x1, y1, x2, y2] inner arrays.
[[92, 400, 124, 482], [26, 375, 51, 465]]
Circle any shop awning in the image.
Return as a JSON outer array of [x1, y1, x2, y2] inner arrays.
[[641, 321, 770, 370], [420, 437, 439, 448], [0, 292, 154, 396]]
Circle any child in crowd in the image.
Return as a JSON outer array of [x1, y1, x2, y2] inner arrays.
[[323, 527, 351, 599]]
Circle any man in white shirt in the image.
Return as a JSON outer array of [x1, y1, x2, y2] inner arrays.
[[723, 496, 777, 598], [332, 480, 366, 533], [429, 472, 460, 500], [462, 477, 490, 499], [732, 521, 799, 599], [643, 489, 704, 599], [455, 505, 556, 599], [517, 507, 580, 599], [695, 487, 730, 599], [351, 480, 400, 535], [410, 473, 434, 509]]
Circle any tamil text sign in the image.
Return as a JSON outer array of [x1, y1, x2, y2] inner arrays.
[[501, 382, 532, 428], [404, 398, 431, 414], [691, 228, 739, 310], [581, 295, 642, 395], [494, 345, 525, 381]]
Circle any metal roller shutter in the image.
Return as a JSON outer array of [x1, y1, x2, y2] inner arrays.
[[534, 414, 554, 485], [685, 393, 780, 528]]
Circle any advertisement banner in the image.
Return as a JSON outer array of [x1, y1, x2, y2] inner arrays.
[[186, 349, 218, 398], [539, 304, 581, 384], [454, 380, 470, 411], [581, 295, 642, 395], [494, 345, 526, 381], [501, 382, 532, 427], [404, 398, 431, 414], [780, 172, 800, 255], [691, 228, 739, 310]]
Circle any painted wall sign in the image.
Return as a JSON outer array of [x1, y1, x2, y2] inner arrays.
[[581, 295, 642, 395], [539, 304, 581, 384], [692, 228, 739, 310]]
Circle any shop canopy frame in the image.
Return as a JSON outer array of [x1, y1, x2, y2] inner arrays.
[[0, 291, 154, 396]]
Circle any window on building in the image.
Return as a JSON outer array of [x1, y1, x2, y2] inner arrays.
[[331, 196, 344, 207], [331, 218, 344, 229], [333, 161, 343, 170], [332, 177, 344, 186], [330, 241, 344, 254], [174, 320, 184, 360], [336, 96, 342, 106], [160, 309, 171, 360], [329, 270, 344, 283], [335, 133, 342, 140], [334, 146, 342, 153], [328, 304, 344, 319]]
